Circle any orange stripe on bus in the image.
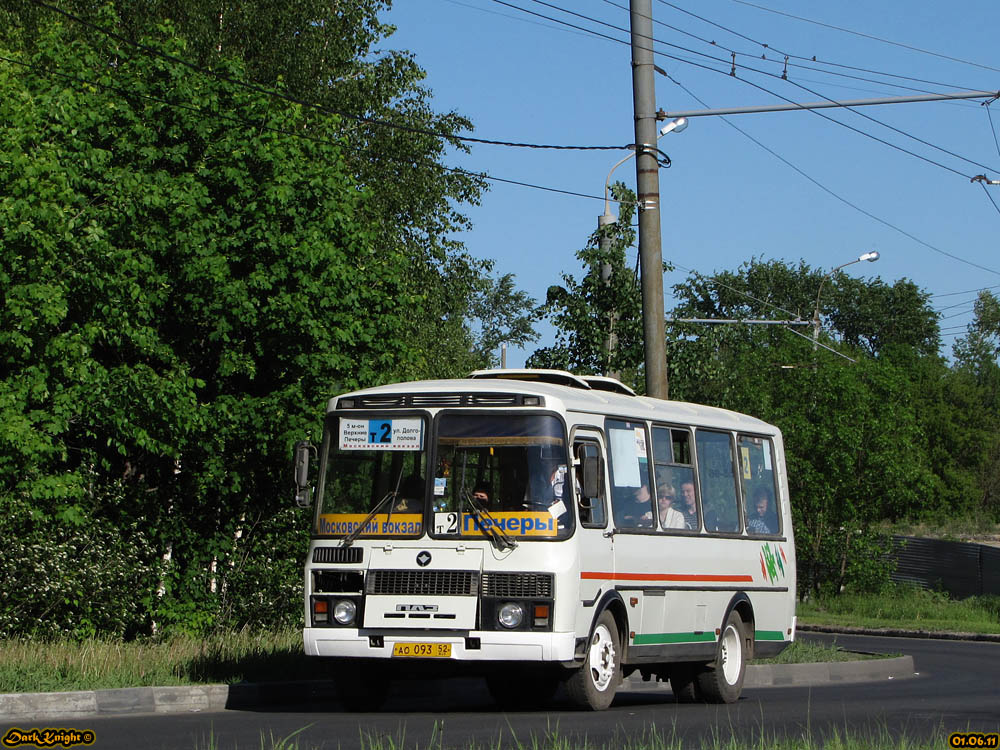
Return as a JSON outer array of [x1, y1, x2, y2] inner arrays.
[[580, 572, 754, 582]]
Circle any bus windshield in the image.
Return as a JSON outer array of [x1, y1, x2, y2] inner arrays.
[[315, 415, 428, 538], [430, 413, 574, 540]]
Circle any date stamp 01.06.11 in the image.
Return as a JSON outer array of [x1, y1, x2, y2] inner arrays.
[[949, 733, 1000, 749]]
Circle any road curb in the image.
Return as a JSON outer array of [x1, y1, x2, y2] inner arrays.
[[623, 655, 916, 692], [0, 652, 919, 722], [797, 623, 1000, 642]]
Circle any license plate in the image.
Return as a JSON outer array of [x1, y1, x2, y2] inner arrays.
[[391, 642, 452, 658]]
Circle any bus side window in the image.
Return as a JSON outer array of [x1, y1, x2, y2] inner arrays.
[[575, 442, 607, 527], [695, 430, 741, 533], [739, 435, 781, 536], [607, 420, 654, 529], [651, 426, 698, 531]]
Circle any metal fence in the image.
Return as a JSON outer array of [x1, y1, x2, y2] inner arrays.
[[890, 535, 1000, 598]]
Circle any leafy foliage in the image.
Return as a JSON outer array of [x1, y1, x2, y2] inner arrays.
[[537, 246, 999, 596], [0, 14, 418, 636], [528, 184, 649, 389]]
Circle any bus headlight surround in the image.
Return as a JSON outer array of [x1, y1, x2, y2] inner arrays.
[[498, 602, 524, 629], [333, 599, 357, 626]]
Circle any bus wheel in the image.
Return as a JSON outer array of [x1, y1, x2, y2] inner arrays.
[[696, 611, 747, 703], [486, 669, 560, 710], [668, 664, 701, 703], [564, 610, 621, 710]]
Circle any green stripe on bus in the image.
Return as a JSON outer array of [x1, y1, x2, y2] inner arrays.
[[754, 630, 785, 641], [632, 632, 718, 645]]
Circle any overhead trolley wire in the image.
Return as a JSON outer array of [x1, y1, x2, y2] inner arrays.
[[501, 0, 1000, 180], [725, 0, 1000, 76], [652, 0, 980, 96], [663, 71, 1000, 278], [932, 284, 1000, 298]]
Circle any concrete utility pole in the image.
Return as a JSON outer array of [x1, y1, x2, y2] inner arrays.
[[630, 0, 668, 400]]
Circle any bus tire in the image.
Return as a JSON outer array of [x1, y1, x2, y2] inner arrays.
[[668, 664, 701, 703], [564, 610, 621, 710], [696, 611, 747, 703]]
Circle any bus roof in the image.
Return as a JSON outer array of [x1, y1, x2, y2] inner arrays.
[[327, 369, 777, 434]]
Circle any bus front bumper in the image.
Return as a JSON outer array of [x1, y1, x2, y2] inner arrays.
[[304, 627, 576, 662]]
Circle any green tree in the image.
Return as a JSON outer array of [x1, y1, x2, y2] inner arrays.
[[664, 259, 954, 592], [0, 15, 418, 635], [1, 0, 526, 378], [528, 185, 649, 389], [951, 290, 1000, 518]]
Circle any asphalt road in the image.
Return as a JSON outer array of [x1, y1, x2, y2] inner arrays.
[[5, 633, 998, 749]]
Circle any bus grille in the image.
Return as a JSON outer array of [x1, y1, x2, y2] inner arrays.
[[367, 570, 479, 596], [482, 572, 553, 598], [313, 546, 363, 564]]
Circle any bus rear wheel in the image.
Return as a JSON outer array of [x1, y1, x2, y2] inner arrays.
[[696, 611, 747, 703], [564, 610, 621, 710]]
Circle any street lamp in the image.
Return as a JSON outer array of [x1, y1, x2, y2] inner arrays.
[[812, 251, 880, 349], [598, 117, 688, 376], [601, 117, 688, 225]]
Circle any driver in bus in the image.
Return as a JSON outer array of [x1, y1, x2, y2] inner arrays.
[[526, 455, 569, 520]]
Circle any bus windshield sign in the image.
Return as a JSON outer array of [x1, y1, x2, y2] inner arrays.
[[339, 418, 424, 451]]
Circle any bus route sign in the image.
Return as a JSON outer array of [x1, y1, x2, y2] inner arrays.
[[339, 418, 423, 450]]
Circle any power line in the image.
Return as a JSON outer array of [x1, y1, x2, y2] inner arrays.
[[932, 284, 1000, 298], [26, 0, 630, 154], [669, 261, 806, 323], [981, 181, 1000, 217], [653, 0, 980, 96], [605, 0, 998, 175], [725, 0, 1000, 75], [664, 72, 1000, 278], [497, 0, 998, 180], [0, 51, 610, 205]]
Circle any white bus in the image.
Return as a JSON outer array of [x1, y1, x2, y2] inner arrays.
[[294, 369, 796, 710]]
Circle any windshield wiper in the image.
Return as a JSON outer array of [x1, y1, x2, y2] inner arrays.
[[462, 490, 518, 552], [340, 491, 395, 548]]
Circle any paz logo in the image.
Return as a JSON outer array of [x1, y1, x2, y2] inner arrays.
[[416, 550, 432, 567], [759, 543, 787, 584]]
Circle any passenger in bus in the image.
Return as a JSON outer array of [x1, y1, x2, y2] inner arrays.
[[679, 480, 698, 530], [747, 487, 774, 535], [618, 484, 654, 528], [657, 486, 685, 529]]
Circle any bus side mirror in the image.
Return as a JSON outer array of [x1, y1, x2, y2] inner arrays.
[[580, 454, 600, 499], [294, 441, 315, 508]]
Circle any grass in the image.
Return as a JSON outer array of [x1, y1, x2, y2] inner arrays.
[[8, 582, 996, 695], [797, 584, 1000, 634], [750, 638, 893, 664], [0, 631, 882, 695], [0, 627, 329, 694], [191, 721, 956, 750]]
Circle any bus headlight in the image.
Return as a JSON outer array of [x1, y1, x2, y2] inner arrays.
[[498, 602, 524, 629], [333, 599, 357, 626]]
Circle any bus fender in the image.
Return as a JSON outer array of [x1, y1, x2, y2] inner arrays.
[[567, 590, 628, 666], [720, 592, 755, 659]]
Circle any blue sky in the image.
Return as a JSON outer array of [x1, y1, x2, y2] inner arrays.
[[383, 0, 1000, 367]]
